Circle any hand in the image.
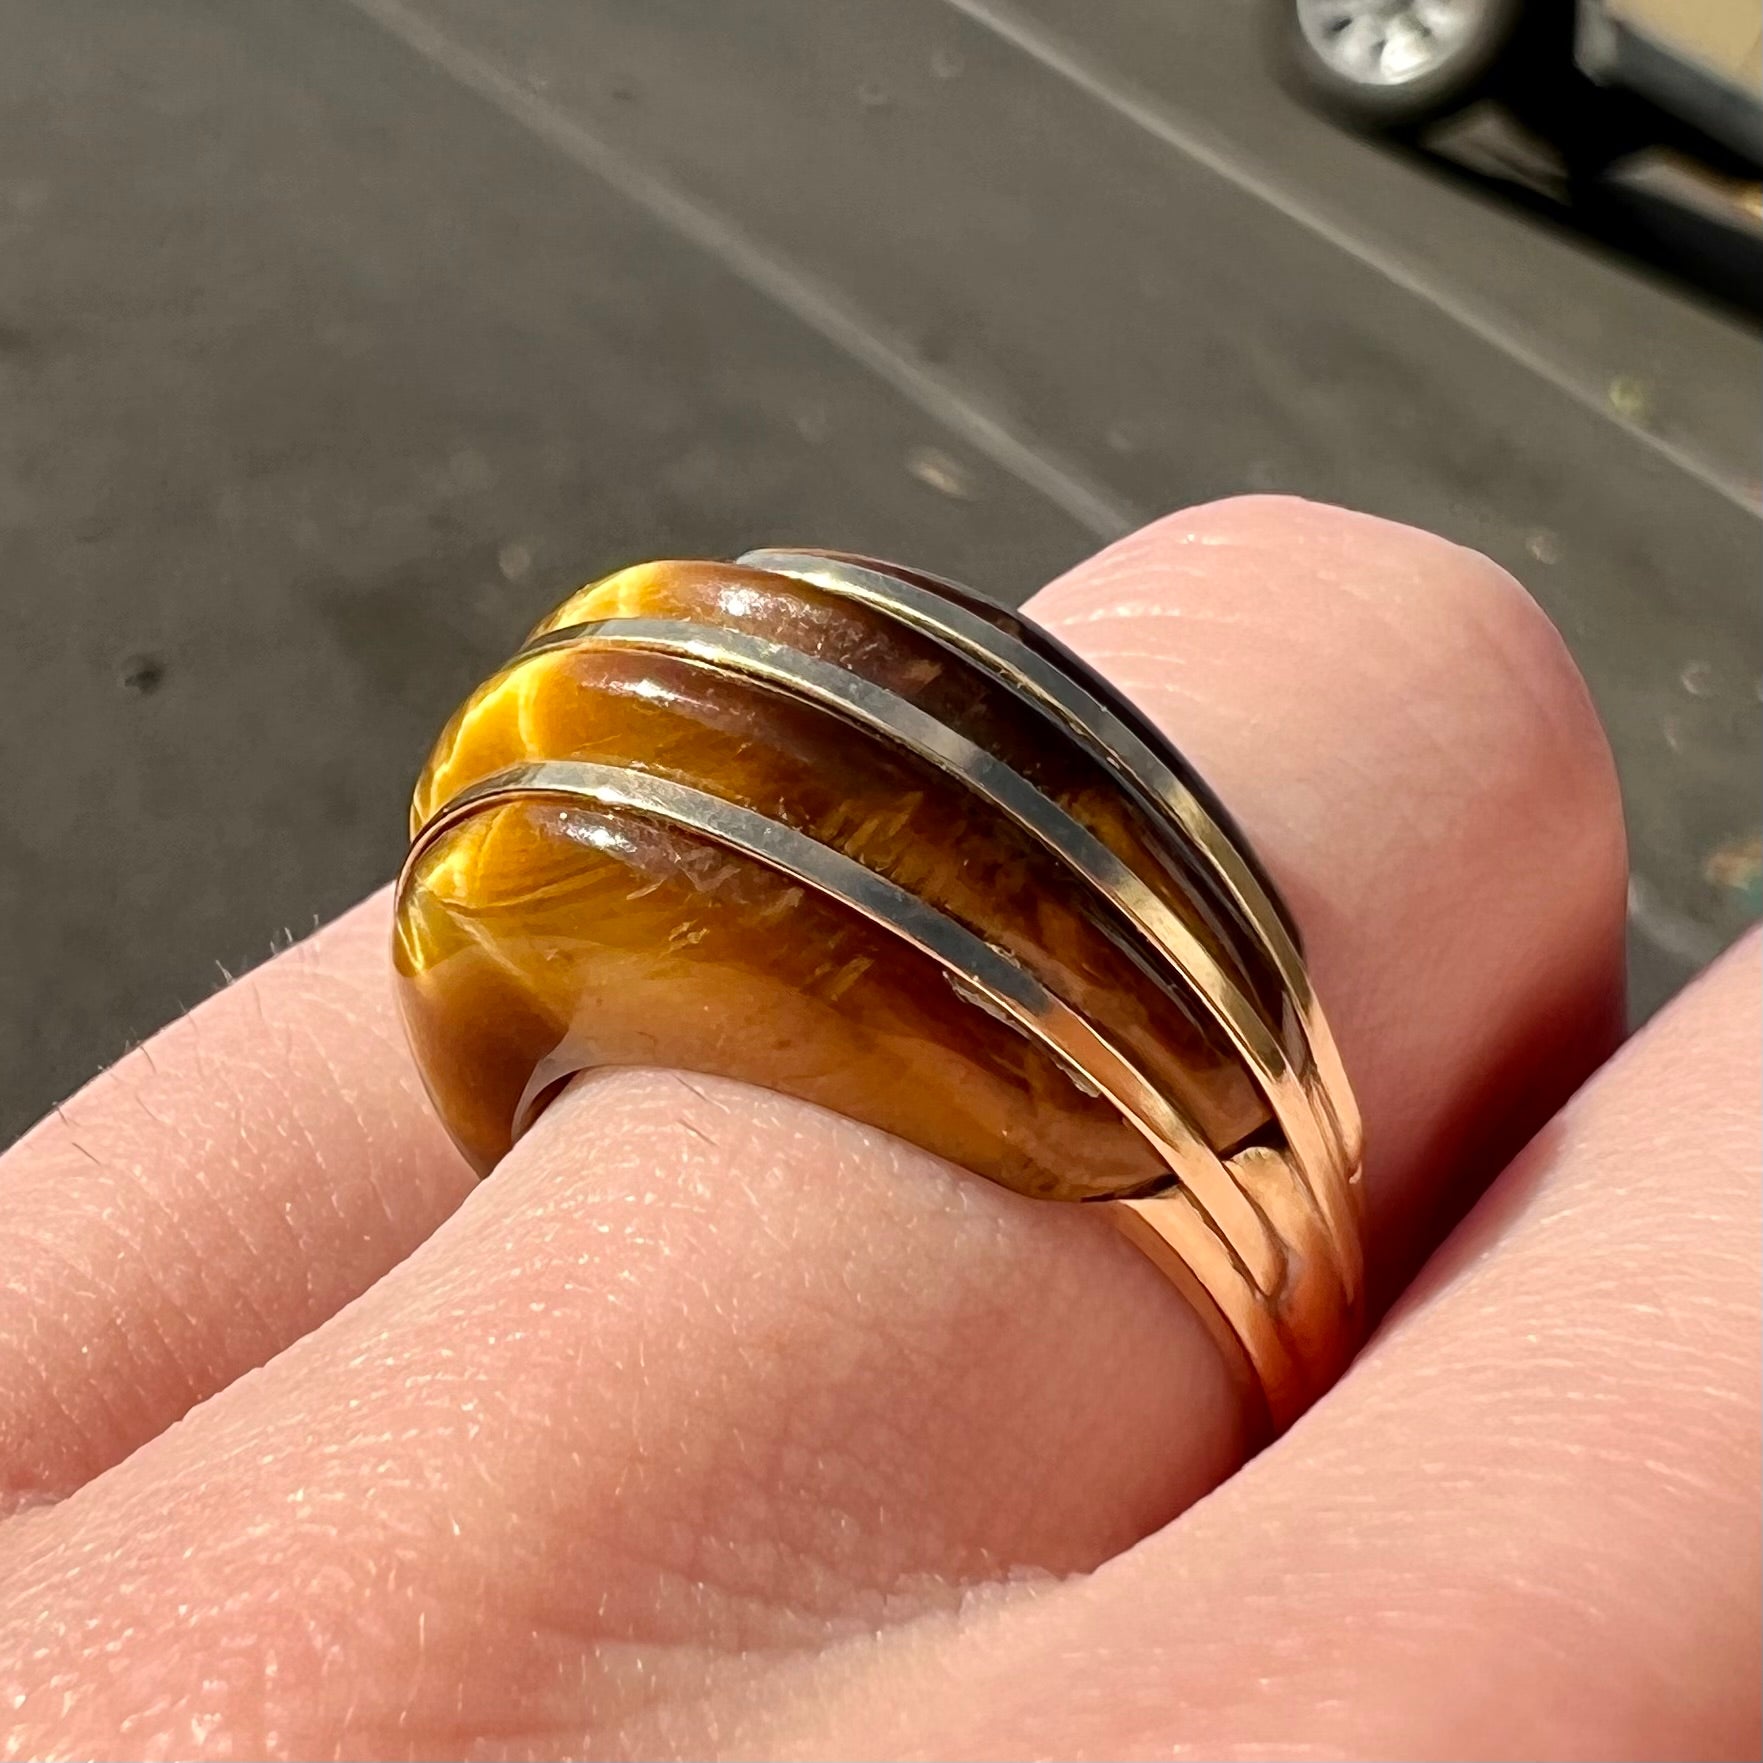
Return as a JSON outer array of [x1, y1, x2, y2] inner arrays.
[[1, 497, 1755, 1761]]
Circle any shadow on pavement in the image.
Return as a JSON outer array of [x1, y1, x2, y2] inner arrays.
[[1416, 130, 1763, 324]]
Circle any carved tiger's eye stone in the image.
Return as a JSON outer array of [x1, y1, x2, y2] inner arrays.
[[525, 560, 1302, 1057], [396, 799, 1159, 1194], [395, 557, 1288, 1193]]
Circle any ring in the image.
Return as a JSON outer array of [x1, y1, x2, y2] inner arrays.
[[394, 549, 1366, 1435]]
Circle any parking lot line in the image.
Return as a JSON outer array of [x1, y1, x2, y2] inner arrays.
[[347, 0, 1141, 542], [940, 0, 1763, 520]]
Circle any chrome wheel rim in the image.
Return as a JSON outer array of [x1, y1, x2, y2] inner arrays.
[[1295, 0, 1486, 87]]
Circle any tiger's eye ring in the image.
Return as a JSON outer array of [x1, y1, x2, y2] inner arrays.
[[394, 549, 1366, 1435]]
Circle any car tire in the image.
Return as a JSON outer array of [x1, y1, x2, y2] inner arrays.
[[1269, 0, 1542, 135]]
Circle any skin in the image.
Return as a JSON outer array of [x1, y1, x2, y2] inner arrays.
[[0, 496, 1753, 1761]]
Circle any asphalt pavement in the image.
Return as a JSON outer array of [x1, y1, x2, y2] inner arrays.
[[3, 0, 1759, 1147]]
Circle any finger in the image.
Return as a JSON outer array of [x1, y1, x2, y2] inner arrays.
[[761, 932, 1762, 1763], [0, 892, 474, 1510], [0, 495, 1611, 1518], [1031, 498, 1627, 1286], [0, 498, 1628, 1758]]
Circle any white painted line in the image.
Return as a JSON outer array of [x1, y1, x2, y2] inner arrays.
[[940, 0, 1763, 520], [346, 0, 1141, 543], [1628, 873, 1728, 970]]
